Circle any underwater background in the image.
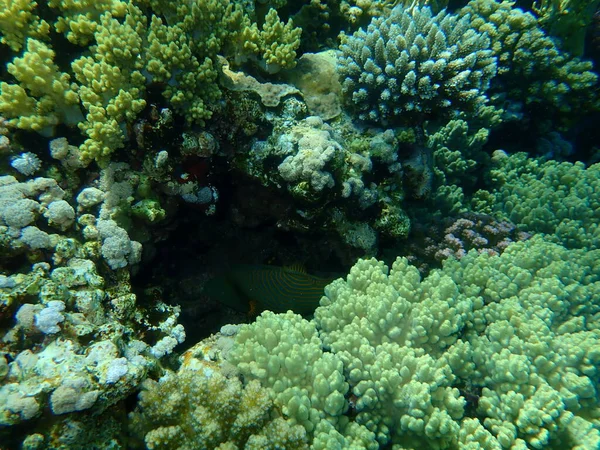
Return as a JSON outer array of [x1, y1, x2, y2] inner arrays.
[[1, 0, 600, 448]]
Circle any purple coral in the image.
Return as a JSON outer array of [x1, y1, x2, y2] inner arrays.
[[406, 212, 530, 273]]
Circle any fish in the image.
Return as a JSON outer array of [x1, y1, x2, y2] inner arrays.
[[203, 264, 335, 315]]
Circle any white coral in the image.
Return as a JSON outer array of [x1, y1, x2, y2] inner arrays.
[[11, 152, 41, 176]]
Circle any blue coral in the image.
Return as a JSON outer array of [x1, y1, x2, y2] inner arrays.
[[338, 5, 497, 125]]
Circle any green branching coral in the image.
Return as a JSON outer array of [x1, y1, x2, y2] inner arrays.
[[424, 119, 490, 215], [338, 5, 497, 125], [532, 0, 600, 55], [258, 8, 303, 73], [463, 0, 599, 123]]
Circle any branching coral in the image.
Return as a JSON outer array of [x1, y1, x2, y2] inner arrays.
[[338, 4, 497, 125], [130, 340, 309, 449], [0, 0, 49, 51], [464, 0, 599, 124], [0, 39, 81, 134], [48, 0, 128, 45], [0, 0, 302, 165], [532, 0, 600, 55]]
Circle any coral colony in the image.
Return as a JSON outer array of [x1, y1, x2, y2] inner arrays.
[[1, 0, 600, 448]]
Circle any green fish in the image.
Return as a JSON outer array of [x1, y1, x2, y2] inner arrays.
[[203, 264, 334, 315]]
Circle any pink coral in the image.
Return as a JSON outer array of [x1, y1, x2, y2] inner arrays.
[[404, 212, 530, 273]]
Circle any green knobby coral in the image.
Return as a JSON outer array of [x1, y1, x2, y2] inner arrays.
[[338, 5, 497, 125], [474, 152, 600, 250], [226, 236, 600, 448], [227, 311, 379, 448]]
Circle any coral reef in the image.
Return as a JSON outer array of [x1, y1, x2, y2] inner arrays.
[[0, 0, 599, 448]]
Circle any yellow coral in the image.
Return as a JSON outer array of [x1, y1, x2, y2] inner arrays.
[[223, 7, 301, 73], [71, 4, 146, 164], [145, 14, 220, 125], [78, 106, 126, 165], [260, 8, 302, 73], [0, 0, 304, 166], [49, 0, 128, 45], [0, 38, 80, 133], [129, 349, 309, 449], [0, 0, 49, 51]]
